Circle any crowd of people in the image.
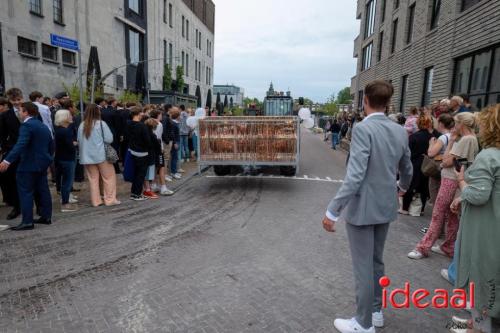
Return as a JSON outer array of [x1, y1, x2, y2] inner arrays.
[[323, 89, 499, 333], [0, 87, 205, 230]]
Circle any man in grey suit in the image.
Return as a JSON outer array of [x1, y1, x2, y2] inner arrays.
[[322, 80, 413, 333]]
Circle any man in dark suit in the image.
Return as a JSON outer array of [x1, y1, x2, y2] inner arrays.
[[0, 88, 24, 220], [0, 102, 54, 231], [101, 97, 122, 173]]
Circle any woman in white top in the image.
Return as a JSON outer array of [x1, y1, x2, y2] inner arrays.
[[427, 113, 455, 204], [77, 104, 120, 207]]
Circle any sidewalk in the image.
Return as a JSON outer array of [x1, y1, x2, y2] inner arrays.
[[0, 159, 201, 229]]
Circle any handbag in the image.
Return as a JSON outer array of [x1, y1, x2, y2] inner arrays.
[[100, 121, 119, 164], [421, 154, 441, 178]]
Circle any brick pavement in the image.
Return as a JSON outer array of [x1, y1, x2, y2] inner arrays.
[[0, 132, 472, 333]]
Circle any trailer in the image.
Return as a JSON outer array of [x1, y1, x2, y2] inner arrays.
[[197, 116, 300, 176]]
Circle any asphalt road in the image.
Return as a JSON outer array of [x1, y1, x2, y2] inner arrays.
[[0, 130, 462, 333]]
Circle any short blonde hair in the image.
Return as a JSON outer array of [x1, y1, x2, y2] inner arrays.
[[455, 112, 476, 129], [54, 109, 72, 126], [451, 96, 464, 105], [477, 104, 500, 149]]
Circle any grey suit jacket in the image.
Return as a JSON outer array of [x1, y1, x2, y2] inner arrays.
[[327, 114, 413, 226]]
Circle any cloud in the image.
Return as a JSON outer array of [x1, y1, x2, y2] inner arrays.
[[213, 0, 359, 102]]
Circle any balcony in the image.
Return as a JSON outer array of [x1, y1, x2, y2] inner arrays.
[[353, 35, 360, 58]]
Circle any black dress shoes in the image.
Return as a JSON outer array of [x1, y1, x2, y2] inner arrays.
[[34, 217, 52, 225], [11, 223, 34, 231], [6, 209, 20, 220]]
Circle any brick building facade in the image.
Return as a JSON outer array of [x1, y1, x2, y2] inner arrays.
[[351, 0, 500, 113]]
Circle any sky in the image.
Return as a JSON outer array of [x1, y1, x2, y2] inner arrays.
[[212, 0, 359, 103]]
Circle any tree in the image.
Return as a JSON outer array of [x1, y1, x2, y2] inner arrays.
[[206, 89, 212, 108], [175, 66, 185, 93], [216, 92, 221, 107], [223, 95, 228, 109], [163, 64, 172, 91], [321, 93, 338, 116], [230, 97, 234, 108], [336, 87, 352, 105]]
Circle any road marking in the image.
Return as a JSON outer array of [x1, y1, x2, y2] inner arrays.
[[205, 175, 343, 183]]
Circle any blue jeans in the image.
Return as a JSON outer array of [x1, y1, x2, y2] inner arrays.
[[56, 160, 76, 204], [447, 238, 459, 285], [180, 135, 190, 160], [332, 132, 340, 149], [192, 133, 198, 158], [171, 146, 179, 174]]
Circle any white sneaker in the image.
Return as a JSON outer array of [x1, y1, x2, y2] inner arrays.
[[165, 175, 173, 182], [334, 318, 375, 333], [178, 168, 186, 173], [151, 184, 160, 193], [431, 245, 447, 256], [160, 187, 174, 196], [441, 269, 452, 284], [186, 158, 190, 162], [69, 194, 79, 204], [372, 311, 384, 328], [172, 173, 182, 179], [408, 250, 424, 260]]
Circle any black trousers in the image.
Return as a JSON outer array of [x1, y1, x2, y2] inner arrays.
[[131, 155, 149, 196], [0, 158, 20, 210]]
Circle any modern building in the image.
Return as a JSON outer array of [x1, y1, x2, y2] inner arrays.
[[148, 0, 215, 107], [0, 0, 214, 105], [213, 84, 244, 107], [351, 0, 500, 113]]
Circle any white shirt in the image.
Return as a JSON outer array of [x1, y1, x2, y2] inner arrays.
[[364, 112, 385, 120], [154, 122, 164, 150], [34, 102, 54, 136]]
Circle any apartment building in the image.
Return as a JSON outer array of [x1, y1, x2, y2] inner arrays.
[[351, 0, 500, 113], [0, 0, 215, 105]]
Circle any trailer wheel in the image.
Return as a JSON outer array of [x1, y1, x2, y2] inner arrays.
[[214, 165, 231, 176], [280, 166, 297, 177]]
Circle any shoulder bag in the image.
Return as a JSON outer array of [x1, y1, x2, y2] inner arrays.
[[100, 121, 119, 164]]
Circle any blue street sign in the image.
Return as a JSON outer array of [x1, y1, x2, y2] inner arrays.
[[50, 34, 79, 51]]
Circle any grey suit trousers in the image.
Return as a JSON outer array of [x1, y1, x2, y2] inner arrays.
[[346, 222, 390, 329]]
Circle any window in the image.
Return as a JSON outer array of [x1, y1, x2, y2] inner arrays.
[[163, 0, 167, 23], [488, 47, 500, 104], [391, 19, 398, 54], [453, 57, 472, 95], [430, 0, 441, 30], [53, 0, 63, 23], [169, 43, 173, 68], [358, 90, 364, 111], [381, 0, 387, 22], [422, 67, 434, 106], [29, 0, 42, 15], [400, 75, 408, 113], [196, 29, 199, 49], [169, 3, 173, 27], [462, 0, 482, 12], [18, 37, 37, 57], [42, 44, 58, 62], [195, 60, 198, 80], [129, 0, 140, 14], [406, 4, 415, 44], [364, 0, 377, 39], [129, 30, 140, 65], [182, 16, 185, 37], [62, 49, 76, 66], [362, 43, 373, 70], [394, 0, 400, 9], [453, 46, 500, 108], [198, 31, 202, 49], [181, 51, 185, 69], [207, 39, 209, 56], [377, 31, 384, 62], [163, 40, 167, 65], [186, 20, 189, 40], [186, 54, 189, 76]]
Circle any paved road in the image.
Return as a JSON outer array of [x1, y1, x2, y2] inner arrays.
[[0, 130, 463, 332]]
